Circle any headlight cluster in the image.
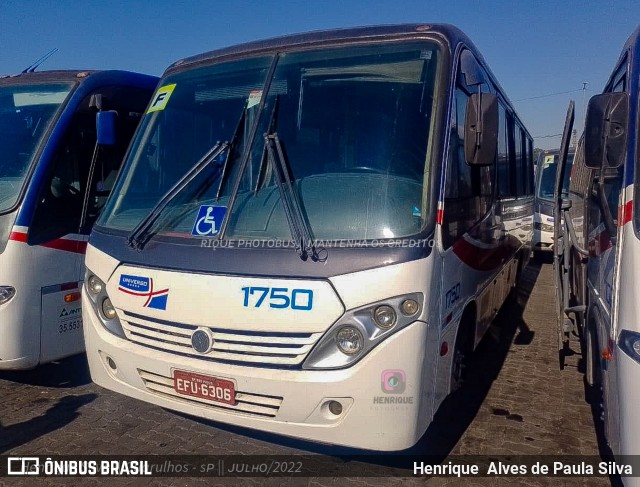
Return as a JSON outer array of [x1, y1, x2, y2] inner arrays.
[[0, 286, 16, 305], [302, 293, 423, 370], [84, 268, 125, 338]]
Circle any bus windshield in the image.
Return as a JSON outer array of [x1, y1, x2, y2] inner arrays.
[[100, 41, 440, 241], [536, 152, 574, 201], [0, 83, 73, 212]]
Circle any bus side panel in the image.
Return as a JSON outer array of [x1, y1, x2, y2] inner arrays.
[[40, 282, 84, 364]]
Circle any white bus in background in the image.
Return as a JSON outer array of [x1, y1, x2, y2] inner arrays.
[[533, 149, 574, 258], [83, 24, 534, 450], [0, 70, 157, 369], [555, 26, 640, 486]]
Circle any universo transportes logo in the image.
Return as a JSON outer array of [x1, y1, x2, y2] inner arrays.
[[118, 274, 169, 310]]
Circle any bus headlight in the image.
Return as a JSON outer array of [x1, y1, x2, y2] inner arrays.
[[0, 286, 16, 305], [84, 268, 125, 339], [336, 326, 364, 355], [373, 305, 396, 330], [88, 275, 104, 295], [619, 330, 640, 364], [400, 299, 419, 316], [101, 298, 117, 320], [303, 292, 423, 370]]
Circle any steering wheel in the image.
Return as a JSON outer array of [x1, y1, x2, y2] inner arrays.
[[51, 176, 81, 198]]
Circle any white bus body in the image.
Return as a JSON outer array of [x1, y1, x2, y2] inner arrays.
[[0, 71, 156, 369], [83, 25, 533, 450], [558, 26, 640, 486]]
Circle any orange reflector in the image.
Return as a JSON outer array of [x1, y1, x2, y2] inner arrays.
[[602, 347, 613, 361], [440, 342, 449, 356], [64, 292, 81, 303]]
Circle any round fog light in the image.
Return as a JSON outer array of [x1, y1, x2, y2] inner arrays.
[[335, 326, 364, 355], [373, 305, 396, 329], [102, 298, 117, 320], [106, 356, 117, 371], [88, 275, 103, 295], [400, 299, 419, 316], [328, 401, 343, 416]]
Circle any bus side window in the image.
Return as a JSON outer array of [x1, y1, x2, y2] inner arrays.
[[443, 85, 494, 248], [497, 104, 510, 198], [28, 113, 92, 244], [29, 85, 152, 244]]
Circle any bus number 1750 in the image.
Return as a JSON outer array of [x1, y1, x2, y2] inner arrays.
[[241, 287, 314, 310]]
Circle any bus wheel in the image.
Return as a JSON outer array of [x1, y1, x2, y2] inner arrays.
[[585, 322, 602, 414], [451, 314, 473, 392]]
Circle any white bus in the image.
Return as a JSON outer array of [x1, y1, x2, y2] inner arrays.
[[0, 70, 157, 369], [83, 25, 534, 450], [533, 149, 574, 258], [555, 26, 640, 484]]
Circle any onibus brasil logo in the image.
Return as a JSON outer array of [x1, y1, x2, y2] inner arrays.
[[118, 274, 169, 310]]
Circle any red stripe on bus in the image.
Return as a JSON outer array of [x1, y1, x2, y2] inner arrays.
[[621, 200, 633, 226], [9, 231, 27, 242], [452, 235, 519, 272], [42, 239, 88, 254], [9, 231, 87, 254], [436, 209, 444, 225]]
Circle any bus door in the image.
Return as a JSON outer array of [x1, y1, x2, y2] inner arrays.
[[29, 85, 152, 364]]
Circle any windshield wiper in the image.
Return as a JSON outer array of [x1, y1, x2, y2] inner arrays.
[[264, 131, 321, 261], [127, 141, 230, 250], [259, 98, 323, 261]]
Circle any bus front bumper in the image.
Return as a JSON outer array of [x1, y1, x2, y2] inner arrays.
[[83, 295, 433, 451]]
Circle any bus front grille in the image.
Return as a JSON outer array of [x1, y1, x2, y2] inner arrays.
[[120, 311, 322, 367], [137, 369, 283, 418]]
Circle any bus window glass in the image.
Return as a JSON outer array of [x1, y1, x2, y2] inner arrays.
[[497, 104, 510, 197], [0, 83, 73, 212], [100, 42, 441, 241], [536, 153, 575, 201]]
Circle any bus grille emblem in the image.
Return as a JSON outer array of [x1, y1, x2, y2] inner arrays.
[[191, 328, 214, 354]]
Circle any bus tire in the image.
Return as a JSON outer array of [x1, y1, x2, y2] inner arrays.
[[585, 320, 601, 399], [451, 308, 474, 393]]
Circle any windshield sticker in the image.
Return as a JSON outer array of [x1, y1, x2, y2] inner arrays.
[[412, 206, 422, 217], [147, 84, 177, 113], [247, 90, 262, 109], [192, 205, 227, 237], [542, 155, 555, 167]]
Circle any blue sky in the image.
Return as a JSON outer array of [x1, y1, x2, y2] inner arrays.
[[1, 1, 638, 149]]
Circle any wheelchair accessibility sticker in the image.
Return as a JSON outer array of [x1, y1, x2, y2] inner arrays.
[[192, 205, 227, 236]]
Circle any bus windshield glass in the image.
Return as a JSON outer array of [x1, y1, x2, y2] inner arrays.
[[536, 152, 574, 201], [100, 41, 440, 241], [0, 83, 73, 212]]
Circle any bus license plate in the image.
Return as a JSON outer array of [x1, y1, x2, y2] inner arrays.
[[173, 370, 235, 405]]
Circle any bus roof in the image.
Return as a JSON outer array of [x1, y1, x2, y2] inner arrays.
[[0, 70, 155, 87], [166, 23, 476, 73], [164, 23, 528, 138]]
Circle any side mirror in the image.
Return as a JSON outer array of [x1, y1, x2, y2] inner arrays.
[[96, 110, 117, 146], [583, 92, 628, 169], [464, 92, 498, 166]]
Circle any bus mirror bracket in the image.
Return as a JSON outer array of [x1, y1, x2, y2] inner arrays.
[[583, 92, 628, 169], [96, 110, 117, 146], [464, 92, 498, 166], [561, 198, 572, 211]]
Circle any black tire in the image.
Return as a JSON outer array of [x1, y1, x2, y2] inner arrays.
[[451, 312, 473, 393]]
